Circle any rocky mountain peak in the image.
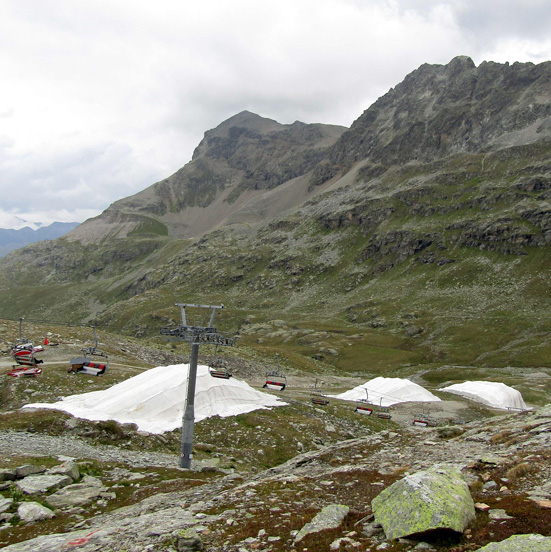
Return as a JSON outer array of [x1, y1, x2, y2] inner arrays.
[[191, 111, 284, 159], [320, 57, 551, 182]]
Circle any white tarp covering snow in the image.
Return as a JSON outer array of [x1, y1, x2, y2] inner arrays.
[[23, 364, 287, 434], [332, 376, 441, 407], [441, 381, 527, 411]]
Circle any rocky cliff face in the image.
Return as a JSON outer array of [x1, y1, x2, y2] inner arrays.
[[317, 56, 551, 181]]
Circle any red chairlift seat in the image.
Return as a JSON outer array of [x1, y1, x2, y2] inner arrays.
[[412, 415, 437, 427], [354, 399, 373, 415], [209, 368, 232, 379], [11, 342, 44, 377], [376, 406, 392, 419], [263, 370, 287, 391], [310, 390, 329, 406], [68, 357, 107, 376], [8, 365, 42, 377]]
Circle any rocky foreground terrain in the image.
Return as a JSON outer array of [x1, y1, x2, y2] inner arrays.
[[1, 321, 551, 550], [2, 378, 551, 551]]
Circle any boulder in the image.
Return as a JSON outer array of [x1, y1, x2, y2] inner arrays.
[[47, 462, 80, 482], [16, 475, 73, 495], [17, 502, 55, 523], [80, 475, 103, 487], [45, 482, 107, 508], [476, 534, 551, 551], [15, 465, 45, 479], [294, 504, 350, 543], [0, 497, 13, 513], [0, 468, 16, 481], [371, 465, 475, 540]]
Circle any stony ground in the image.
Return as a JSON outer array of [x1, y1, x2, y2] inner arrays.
[[2, 405, 551, 551], [1, 322, 551, 551]]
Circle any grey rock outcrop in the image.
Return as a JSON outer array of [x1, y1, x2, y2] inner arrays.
[[371, 464, 476, 540], [46, 461, 80, 481], [17, 502, 55, 523], [476, 533, 551, 551], [45, 481, 108, 508], [16, 474, 73, 495], [15, 465, 45, 478], [294, 503, 350, 543], [0, 468, 16, 481], [0, 496, 13, 513]]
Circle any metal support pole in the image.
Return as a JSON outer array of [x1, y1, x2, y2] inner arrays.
[[179, 341, 199, 469]]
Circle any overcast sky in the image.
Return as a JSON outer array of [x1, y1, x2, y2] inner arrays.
[[1, 0, 550, 228]]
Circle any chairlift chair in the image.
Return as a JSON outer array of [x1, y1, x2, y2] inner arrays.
[[263, 356, 286, 391], [209, 367, 232, 379], [8, 364, 43, 377], [412, 408, 437, 427], [376, 406, 392, 419], [354, 389, 373, 415], [208, 347, 232, 379], [10, 334, 44, 376], [310, 390, 329, 406], [68, 357, 108, 376], [68, 326, 109, 376], [310, 378, 329, 405], [11, 317, 44, 369], [264, 371, 287, 391]]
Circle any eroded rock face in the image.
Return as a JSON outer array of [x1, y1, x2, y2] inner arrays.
[[371, 464, 475, 540]]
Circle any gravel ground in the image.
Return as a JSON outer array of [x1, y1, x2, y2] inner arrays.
[[0, 430, 179, 468]]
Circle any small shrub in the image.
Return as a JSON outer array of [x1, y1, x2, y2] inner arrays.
[[490, 430, 512, 444], [506, 462, 533, 481]]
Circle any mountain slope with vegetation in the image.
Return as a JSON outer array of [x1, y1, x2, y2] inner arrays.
[[0, 56, 550, 375]]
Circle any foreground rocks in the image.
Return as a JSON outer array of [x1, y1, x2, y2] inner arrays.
[[0, 460, 116, 532], [372, 464, 475, 540], [477, 534, 551, 551], [2, 405, 551, 551]]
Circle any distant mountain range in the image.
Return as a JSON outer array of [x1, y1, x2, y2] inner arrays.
[[0, 222, 79, 257]]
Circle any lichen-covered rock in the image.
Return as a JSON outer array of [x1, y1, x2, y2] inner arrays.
[[294, 503, 350, 543], [0, 468, 16, 481], [371, 465, 475, 540], [15, 465, 45, 479], [477, 533, 551, 551]]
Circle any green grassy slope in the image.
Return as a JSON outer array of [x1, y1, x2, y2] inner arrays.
[[2, 145, 549, 378]]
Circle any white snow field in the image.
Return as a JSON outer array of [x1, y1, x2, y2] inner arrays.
[[441, 380, 528, 410], [23, 364, 287, 434], [332, 376, 441, 407]]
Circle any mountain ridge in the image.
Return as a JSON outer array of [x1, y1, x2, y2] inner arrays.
[[0, 221, 79, 258], [0, 55, 550, 374]]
